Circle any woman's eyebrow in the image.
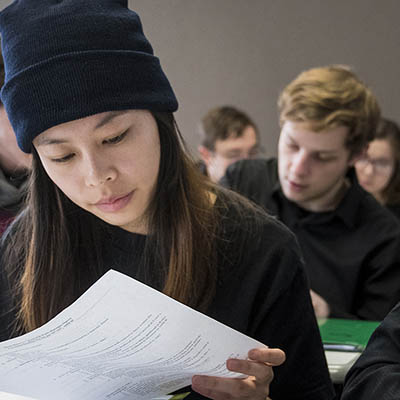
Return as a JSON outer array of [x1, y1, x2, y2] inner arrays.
[[35, 137, 68, 147]]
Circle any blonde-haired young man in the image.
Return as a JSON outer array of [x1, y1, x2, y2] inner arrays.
[[222, 65, 400, 321]]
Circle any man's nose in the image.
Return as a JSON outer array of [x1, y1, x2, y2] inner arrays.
[[291, 151, 310, 176]]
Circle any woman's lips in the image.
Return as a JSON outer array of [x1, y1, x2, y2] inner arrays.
[[95, 192, 134, 213], [359, 180, 373, 189], [288, 179, 306, 192]]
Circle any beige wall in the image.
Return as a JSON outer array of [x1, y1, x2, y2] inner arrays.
[[1, 0, 399, 158], [130, 0, 400, 157]]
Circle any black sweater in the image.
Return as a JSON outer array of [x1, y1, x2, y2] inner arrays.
[[342, 301, 400, 399], [0, 194, 334, 399]]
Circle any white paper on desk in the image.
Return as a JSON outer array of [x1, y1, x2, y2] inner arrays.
[[0, 270, 264, 400]]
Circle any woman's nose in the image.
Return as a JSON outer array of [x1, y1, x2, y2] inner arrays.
[[84, 154, 116, 187], [363, 163, 375, 176]]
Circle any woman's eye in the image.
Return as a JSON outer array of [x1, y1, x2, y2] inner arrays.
[[103, 131, 127, 145], [51, 154, 75, 163]]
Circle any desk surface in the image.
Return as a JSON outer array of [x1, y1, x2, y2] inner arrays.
[[319, 318, 380, 384], [325, 350, 361, 384]]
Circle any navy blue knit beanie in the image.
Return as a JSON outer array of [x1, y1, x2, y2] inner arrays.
[[0, 0, 178, 153]]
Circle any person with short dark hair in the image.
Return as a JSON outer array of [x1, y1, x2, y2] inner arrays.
[[222, 65, 400, 321], [0, 1, 334, 399], [198, 106, 260, 182], [356, 118, 400, 219]]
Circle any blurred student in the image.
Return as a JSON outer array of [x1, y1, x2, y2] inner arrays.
[[355, 118, 400, 219], [0, 48, 31, 234], [198, 106, 260, 182], [341, 301, 400, 399], [222, 65, 400, 321], [0, 1, 334, 399]]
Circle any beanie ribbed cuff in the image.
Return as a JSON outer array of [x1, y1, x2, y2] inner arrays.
[[2, 50, 178, 153]]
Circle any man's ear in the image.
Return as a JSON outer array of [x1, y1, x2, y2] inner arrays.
[[349, 146, 368, 166], [198, 145, 213, 167]]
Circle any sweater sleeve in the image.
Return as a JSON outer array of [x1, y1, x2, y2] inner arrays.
[[0, 222, 22, 342], [329, 212, 400, 321], [0, 249, 17, 342], [356, 233, 400, 321], [250, 235, 335, 400], [342, 301, 400, 400]]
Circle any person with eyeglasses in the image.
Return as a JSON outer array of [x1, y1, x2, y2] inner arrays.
[[355, 118, 400, 219], [197, 106, 261, 182]]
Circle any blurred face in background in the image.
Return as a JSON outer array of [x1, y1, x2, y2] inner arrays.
[[278, 121, 356, 212], [199, 125, 259, 182], [355, 139, 395, 203], [0, 105, 32, 174]]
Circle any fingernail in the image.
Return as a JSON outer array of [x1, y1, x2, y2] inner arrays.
[[248, 349, 258, 358], [192, 376, 204, 386], [249, 346, 268, 358], [227, 359, 240, 370]]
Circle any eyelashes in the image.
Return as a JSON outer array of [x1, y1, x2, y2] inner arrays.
[[102, 130, 128, 145], [50, 130, 129, 163], [51, 153, 75, 163]]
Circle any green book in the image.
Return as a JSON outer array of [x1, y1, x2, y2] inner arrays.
[[169, 394, 190, 400], [318, 318, 380, 352]]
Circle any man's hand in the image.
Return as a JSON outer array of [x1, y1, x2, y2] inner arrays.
[[310, 289, 330, 318], [191, 347, 285, 399]]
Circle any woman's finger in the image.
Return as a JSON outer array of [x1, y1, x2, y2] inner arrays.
[[192, 375, 261, 399], [248, 347, 286, 366], [226, 358, 274, 382]]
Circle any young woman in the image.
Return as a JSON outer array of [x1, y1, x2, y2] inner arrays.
[[356, 118, 400, 219], [0, 1, 334, 399]]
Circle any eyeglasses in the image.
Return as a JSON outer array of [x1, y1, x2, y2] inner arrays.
[[218, 145, 265, 161], [356, 157, 394, 175]]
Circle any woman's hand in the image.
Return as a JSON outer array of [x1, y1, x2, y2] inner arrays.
[[191, 347, 285, 399]]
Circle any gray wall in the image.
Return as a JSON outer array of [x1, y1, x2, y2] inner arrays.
[[1, 0, 399, 157], [130, 0, 400, 157]]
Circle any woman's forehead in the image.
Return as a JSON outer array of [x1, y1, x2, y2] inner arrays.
[[34, 110, 151, 145], [367, 139, 394, 159]]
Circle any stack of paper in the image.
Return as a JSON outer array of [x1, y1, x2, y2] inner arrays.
[[0, 270, 263, 400]]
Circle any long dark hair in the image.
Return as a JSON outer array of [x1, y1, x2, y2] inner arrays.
[[3, 112, 218, 334], [375, 118, 400, 205]]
